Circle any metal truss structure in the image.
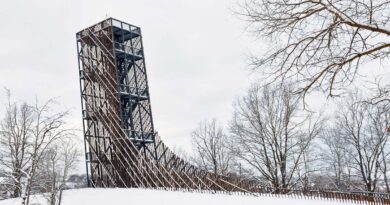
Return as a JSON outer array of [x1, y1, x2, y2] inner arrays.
[[76, 18, 390, 204]]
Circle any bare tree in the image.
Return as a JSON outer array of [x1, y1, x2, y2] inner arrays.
[[381, 143, 390, 193], [21, 99, 70, 205], [0, 90, 73, 205], [374, 93, 390, 192], [191, 119, 232, 176], [39, 140, 80, 205], [370, 80, 390, 132], [0, 89, 33, 198], [294, 136, 321, 190], [239, 0, 390, 97], [229, 84, 323, 191], [335, 91, 390, 192], [372, 81, 390, 105], [320, 127, 355, 190]]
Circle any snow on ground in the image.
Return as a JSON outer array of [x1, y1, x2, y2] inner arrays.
[[0, 188, 361, 205]]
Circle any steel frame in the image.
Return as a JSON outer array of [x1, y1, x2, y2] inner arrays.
[[76, 18, 390, 204]]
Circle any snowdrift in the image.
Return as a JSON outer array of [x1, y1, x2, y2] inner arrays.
[[0, 188, 362, 205]]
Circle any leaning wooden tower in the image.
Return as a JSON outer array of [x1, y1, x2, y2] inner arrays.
[[76, 17, 253, 190]]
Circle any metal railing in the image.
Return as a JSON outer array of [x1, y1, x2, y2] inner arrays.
[[114, 42, 143, 57]]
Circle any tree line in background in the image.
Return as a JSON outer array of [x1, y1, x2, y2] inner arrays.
[[0, 89, 85, 205], [191, 0, 390, 194], [190, 86, 390, 193]]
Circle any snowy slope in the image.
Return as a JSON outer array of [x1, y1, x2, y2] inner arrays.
[[0, 188, 361, 205]]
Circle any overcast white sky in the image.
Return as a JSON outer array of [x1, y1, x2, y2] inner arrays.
[[0, 0, 261, 151], [1, 0, 389, 157]]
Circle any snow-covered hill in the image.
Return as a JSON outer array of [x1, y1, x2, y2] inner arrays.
[[0, 188, 362, 205]]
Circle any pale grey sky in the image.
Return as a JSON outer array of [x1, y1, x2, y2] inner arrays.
[[0, 0, 258, 151]]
